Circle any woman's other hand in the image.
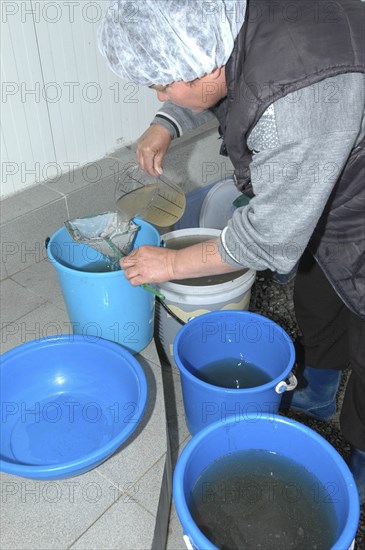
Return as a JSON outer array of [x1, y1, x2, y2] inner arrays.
[[120, 245, 177, 286]]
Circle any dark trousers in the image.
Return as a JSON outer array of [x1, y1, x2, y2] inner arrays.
[[294, 250, 365, 451]]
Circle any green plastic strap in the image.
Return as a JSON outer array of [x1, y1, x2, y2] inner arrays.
[[232, 193, 251, 208]]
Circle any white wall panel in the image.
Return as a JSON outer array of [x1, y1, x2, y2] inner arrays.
[[1, 0, 161, 198], [1, 0, 56, 196]]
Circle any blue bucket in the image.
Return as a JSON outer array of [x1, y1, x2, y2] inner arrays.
[[173, 415, 360, 550], [173, 310, 296, 435], [47, 219, 160, 354]]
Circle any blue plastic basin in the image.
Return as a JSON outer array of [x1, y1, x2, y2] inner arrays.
[[0, 335, 147, 479]]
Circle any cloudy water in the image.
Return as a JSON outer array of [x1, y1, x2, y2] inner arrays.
[[189, 449, 338, 550], [166, 236, 247, 286], [196, 358, 272, 389]]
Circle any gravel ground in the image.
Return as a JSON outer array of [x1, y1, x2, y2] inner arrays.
[[251, 273, 365, 549]]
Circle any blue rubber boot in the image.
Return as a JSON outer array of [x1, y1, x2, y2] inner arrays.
[[281, 366, 342, 421], [349, 447, 365, 505]]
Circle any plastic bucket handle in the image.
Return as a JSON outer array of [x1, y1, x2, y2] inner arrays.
[[275, 371, 298, 394]]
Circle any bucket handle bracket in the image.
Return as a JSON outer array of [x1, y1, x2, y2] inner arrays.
[[275, 372, 298, 394]]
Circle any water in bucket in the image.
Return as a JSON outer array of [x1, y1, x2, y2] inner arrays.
[[195, 358, 273, 389], [189, 449, 338, 550], [163, 232, 249, 286], [173, 415, 360, 550], [173, 311, 296, 435]]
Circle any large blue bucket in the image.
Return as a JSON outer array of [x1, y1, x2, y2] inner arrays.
[[173, 310, 296, 435], [47, 219, 160, 354], [173, 415, 360, 550]]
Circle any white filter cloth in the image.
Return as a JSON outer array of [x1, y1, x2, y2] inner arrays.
[[64, 213, 138, 260]]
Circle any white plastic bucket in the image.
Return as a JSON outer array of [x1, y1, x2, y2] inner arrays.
[[156, 228, 256, 365]]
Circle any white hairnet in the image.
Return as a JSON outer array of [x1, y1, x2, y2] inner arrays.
[[98, 0, 247, 86]]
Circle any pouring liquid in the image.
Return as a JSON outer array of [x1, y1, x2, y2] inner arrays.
[[116, 183, 186, 227]]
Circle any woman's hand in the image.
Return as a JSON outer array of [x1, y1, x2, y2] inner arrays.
[[120, 239, 242, 286], [136, 124, 172, 176], [120, 245, 177, 286]]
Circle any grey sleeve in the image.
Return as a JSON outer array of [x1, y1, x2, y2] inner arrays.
[[151, 101, 216, 139], [218, 73, 365, 273]]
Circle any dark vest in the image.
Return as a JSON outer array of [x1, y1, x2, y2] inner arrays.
[[221, 0, 365, 317]]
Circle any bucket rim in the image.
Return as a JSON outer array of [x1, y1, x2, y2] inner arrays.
[[0, 334, 148, 479], [173, 310, 295, 395], [158, 267, 256, 296], [173, 414, 360, 550], [46, 218, 160, 277], [161, 227, 221, 240], [159, 227, 255, 295]]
